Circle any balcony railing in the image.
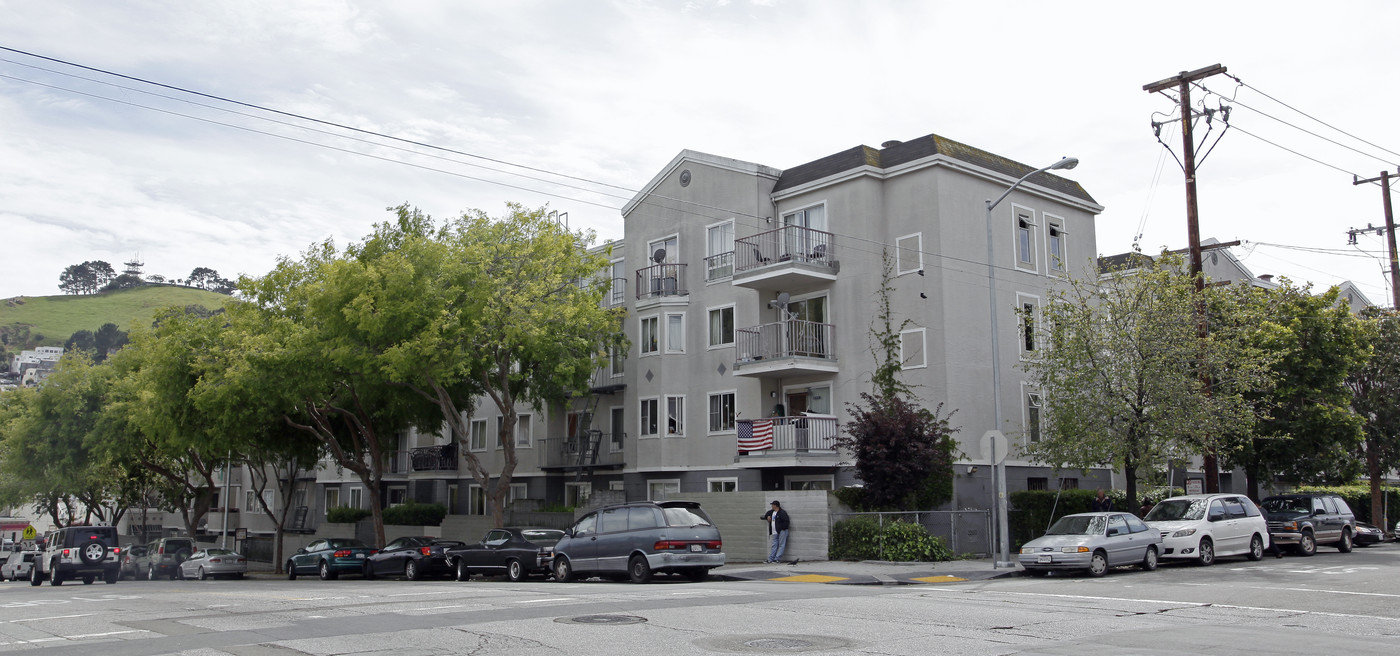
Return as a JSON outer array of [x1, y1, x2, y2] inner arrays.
[[736, 416, 839, 453], [411, 443, 459, 472], [635, 263, 688, 300], [736, 319, 836, 363], [705, 252, 734, 281], [540, 433, 626, 469], [735, 225, 836, 273], [605, 278, 627, 307]]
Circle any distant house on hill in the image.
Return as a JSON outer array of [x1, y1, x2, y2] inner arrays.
[[11, 346, 64, 385]]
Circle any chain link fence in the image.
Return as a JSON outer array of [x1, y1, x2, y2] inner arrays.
[[829, 510, 992, 558]]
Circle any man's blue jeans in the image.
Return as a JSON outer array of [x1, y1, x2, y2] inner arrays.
[[768, 529, 789, 562]]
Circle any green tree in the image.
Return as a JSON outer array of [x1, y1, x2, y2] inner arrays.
[[1229, 284, 1368, 499], [1022, 252, 1273, 509], [1347, 309, 1400, 530]]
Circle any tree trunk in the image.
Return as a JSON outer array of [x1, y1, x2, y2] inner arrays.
[[367, 483, 386, 547], [1244, 461, 1261, 502], [1123, 461, 1138, 517], [1367, 434, 1383, 529]]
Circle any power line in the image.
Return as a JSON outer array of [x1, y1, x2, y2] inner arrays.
[[1199, 83, 1400, 170], [1225, 73, 1400, 163]]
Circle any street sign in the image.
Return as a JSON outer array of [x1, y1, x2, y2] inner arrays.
[[981, 430, 1008, 464], [21, 525, 36, 541], [1185, 478, 1204, 495]]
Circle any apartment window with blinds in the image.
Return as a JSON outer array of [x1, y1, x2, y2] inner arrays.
[[706, 221, 734, 280], [708, 392, 736, 433], [665, 313, 685, 353], [708, 305, 734, 347]]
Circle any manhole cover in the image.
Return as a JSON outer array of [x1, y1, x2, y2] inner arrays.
[[556, 614, 648, 625], [744, 638, 814, 649]]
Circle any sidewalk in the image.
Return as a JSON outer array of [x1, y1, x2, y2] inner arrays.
[[710, 558, 1020, 585]]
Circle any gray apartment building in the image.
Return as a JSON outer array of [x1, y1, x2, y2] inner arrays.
[[257, 132, 1110, 538]]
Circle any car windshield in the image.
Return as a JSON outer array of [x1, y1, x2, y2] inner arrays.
[[327, 539, 368, 549], [521, 529, 564, 544], [1045, 515, 1107, 536], [1144, 499, 1208, 521], [663, 507, 712, 527], [1261, 498, 1309, 514]]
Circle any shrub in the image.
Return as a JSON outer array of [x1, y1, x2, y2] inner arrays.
[[382, 501, 447, 526], [326, 506, 371, 523], [829, 516, 952, 562]]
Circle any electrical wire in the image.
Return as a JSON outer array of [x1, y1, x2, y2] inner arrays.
[[1199, 82, 1400, 170], [1225, 73, 1400, 164], [1225, 122, 1369, 179]]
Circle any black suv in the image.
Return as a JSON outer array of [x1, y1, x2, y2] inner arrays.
[[30, 526, 122, 586], [1261, 493, 1356, 556]]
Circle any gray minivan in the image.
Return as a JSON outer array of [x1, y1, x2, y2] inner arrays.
[[553, 500, 725, 583]]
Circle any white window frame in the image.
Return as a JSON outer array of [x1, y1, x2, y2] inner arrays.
[[639, 397, 659, 438], [705, 220, 735, 281], [1017, 293, 1041, 357], [648, 234, 680, 264], [896, 232, 923, 275], [609, 343, 625, 377], [245, 490, 260, 513], [608, 480, 626, 492], [647, 479, 681, 501], [467, 484, 486, 515], [1012, 204, 1038, 273], [469, 418, 488, 452], [609, 257, 626, 307], [639, 315, 659, 356], [1044, 213, 1067, 275], [664, 312, 686, 354], [665, 394, 686, 437], [448, 484, 459, 513], [609, 405, 625, 452], [387, 486, 407, 507], [348, 487, 363, 510], [707, 304, 735, 349], [781, 201, 828, 230], [899, 327, 927, 370], [707, 477, 738, 493], [324, 488, 340, 515], [509, 482, 528, 503], [516, 413, 533, 448], [1024, 386, 1043, 444], [707, 390, 737, 434]]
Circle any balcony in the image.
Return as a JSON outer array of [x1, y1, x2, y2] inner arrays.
[[411, 444, 459, 472], [635, 263, 687, 307], [604, 278, 627, 308], [732, 225, 838, 292], [539, 432, 626, 471], [583, 367, 625, 395], [385, 450, 412, 477], [734, 319, 838, 377], [705, 252, 734, 282], [735, 416, 840, 468]]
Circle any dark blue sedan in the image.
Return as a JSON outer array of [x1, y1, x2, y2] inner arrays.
[[286, 538, 375, 580]]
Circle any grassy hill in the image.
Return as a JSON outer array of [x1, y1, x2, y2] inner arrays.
[[0, 285, 233, 348]]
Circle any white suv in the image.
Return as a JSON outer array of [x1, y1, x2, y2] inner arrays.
[[1144, 494, 1270, 565], [30, 526, 123, 586]]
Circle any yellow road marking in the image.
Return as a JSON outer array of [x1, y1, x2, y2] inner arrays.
[[911, 575, 967, 583], [771, 574, 849, 583]]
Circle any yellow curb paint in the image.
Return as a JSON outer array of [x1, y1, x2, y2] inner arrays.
[[911, 575, 967, 583], [771, 574, 849, 583]]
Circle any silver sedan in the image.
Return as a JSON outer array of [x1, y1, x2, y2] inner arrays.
[[177, 548, 247, 580], [1018, 512, 1163, 577]]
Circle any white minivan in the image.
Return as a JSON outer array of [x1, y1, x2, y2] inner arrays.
[[1144, 494, 1271, 565]]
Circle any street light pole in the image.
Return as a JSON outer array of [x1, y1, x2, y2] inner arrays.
[[985, 156, 1078, 568]]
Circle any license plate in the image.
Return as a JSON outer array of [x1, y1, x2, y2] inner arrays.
[[355, 554, 365, 559], [1037, 554, 1052, 564], [689, 544, 703, 553]]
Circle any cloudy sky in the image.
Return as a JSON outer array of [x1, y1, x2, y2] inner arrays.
[[3, 1, 1400, 304]]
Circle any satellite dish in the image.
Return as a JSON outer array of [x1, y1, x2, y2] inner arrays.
[[767, 292, 791, 309], [652, 248, 667, 264]]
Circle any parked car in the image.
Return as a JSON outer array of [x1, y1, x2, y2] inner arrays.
[[30, 525, 123, 586], [1260, 493, 1356, 556], [363, 536, 464, 581], [136, 537, 196, 580], [2, 550, 38, 581], [447, 527, 563, 582], [1143, 494, 1270, 565], [287, 538, 377, 580], [1353, 522, 1386, 547], [1019, 512, 1163, 577], [119, 544, 147, 580], [177, 548, 247, 580], [552, 500, 725, 584]]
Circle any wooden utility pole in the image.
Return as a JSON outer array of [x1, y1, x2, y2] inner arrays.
[[1144, 63, 1228, 493], [1351, 170, 1400, 310]]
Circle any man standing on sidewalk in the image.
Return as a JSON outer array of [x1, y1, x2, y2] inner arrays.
[[761, 500, 790, 563]]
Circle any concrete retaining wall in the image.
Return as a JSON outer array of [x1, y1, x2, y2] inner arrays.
[[679, 491, 830, 563]]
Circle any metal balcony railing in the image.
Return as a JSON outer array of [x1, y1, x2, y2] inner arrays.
[[411, 443, 459, 472], [605, 277, 627, 307], [705, 252, 734, 281], [736, 416, 839, 453], [541, 433, 626, 469], [736, 319, 836, 363], [635, 263, 688, 300], [734, 225, 836, 273]]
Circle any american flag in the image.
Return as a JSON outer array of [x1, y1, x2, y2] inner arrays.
[[737, 419, 774, 451]]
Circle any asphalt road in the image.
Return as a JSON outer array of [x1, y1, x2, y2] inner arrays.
[[2, 544, 1397, 655]]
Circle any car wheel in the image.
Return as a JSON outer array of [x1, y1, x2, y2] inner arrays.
[[1296, 530, 1316, 557], [1247, 535, 1265, 561], [454, 558, 470, 582], [1338, 529, 1353, 553], [628, 555, 653, 584], [405, 560, 421, 581], [30, 566, 42, 586], [1087, 550, 1109, 577], [553, 557, 575, 583], [147, 565, 156, 581], [684, 568, 709, 583], [104, 569, 119, 584], [287, 562, 297, 580], [1141, 546, 1159, 571], [364, 562, 376, 580], [83, 575, 95, 585], [1196, 538, 1215, 566], [506, 559, 525, 583], [50, 565, 64, 586], [198, 567, 208, 581], [175, 566, 184, 581], [319, 561, 338, 581]]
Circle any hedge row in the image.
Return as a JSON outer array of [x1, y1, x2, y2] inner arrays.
[[324, 502, 447, 526], [829, 517, 953, 562]]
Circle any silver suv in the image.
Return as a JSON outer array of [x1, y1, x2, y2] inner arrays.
[[552, 500, 725, 583], [30, 526, 122, 586]]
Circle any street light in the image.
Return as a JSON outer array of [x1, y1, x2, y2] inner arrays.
[[985, 156, 1078, 568]]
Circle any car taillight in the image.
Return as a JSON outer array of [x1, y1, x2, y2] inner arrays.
[[706, 541, 721, 550], [420, 546, 433, 556], [237, 558, 246, 563], [159, 546, 165, 554], [210, 558, 222, 563], [62, 549, 71, 557], [653, 540, 689, 550], [112, 547, 121, 554], [333, 550, 352, 558]]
